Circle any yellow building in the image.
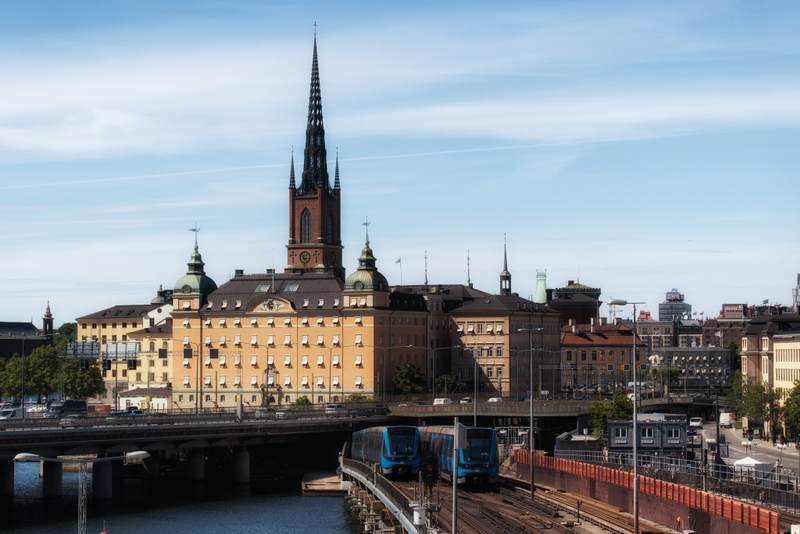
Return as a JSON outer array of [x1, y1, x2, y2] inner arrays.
[[774, 333, 800, 402]]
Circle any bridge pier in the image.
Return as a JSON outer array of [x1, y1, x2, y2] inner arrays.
[[92, 460, 113, 500], [232, 447, 250, 484], [0, 458, 13, 498], [187, 450, 206, 482], [41, 461, 62, 499]]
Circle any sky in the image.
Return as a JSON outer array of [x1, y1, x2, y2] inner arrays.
[[1, 0, 799, 326]]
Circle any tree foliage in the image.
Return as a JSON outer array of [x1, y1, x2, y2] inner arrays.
[[293, 395, 311, 407], [346, 393, 367, 402], [434, 374, 465, 395], [0, 344, 104, 400], [783, 382, 800, 438], [588, 390, 633, 436], [392, 363, 425, 394], [727, 371, 744, 416]]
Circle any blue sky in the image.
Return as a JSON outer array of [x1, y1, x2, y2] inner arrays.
[[1, 1, 799, 325]]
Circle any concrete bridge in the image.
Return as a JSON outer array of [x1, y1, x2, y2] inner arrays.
[[0, 409, 388, 500], [387, 399, 592, 419]]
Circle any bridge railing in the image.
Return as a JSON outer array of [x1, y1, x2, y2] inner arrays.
[[341, 457, 419, 533], [389, 400, 590, 417]]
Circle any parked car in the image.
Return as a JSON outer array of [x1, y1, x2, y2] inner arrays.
[[105, 407, 144, 422], [487, 397, 503, 403], [275, 409, 296, 420], [324, 403, 347, 416], [254, 407, 276, 419], [45, 399, 88, 419], [0, 407, 23, 420], [459, 397, 472, 405], [433, 398, 453, 406], [689, 417, 704, 429]]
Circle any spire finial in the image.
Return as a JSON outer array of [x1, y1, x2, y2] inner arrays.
[[334, 146, 340, 189], [467, 249, 472, 287], [500, 233, 512, 295], [503, 232, 508, 271], [300, 25, 329, 191], [289, 146, 296, 188], [189, 225, 200, 250], [361, 217, 370, 246], [424, 250, 429, 286]]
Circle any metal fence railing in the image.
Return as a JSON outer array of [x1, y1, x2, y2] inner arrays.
[[554, 449, 800, 513], [341, 457, 415, 527]]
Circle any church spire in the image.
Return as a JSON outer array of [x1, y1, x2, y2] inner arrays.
[[289, 147, 296, 188], [500, 233, 512, 295], [334, 147, 340, 189], [300, 29, 329, 192]]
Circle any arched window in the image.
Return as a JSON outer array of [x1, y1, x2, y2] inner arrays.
[[149, 341, 155, 352], [300, 209, 312, 243], [325, 213, 334, 243]]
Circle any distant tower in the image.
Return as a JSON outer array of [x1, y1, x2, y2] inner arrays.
[[793, 273, 800, 312], [533, 271, 547, 304], [500, 234, 511, 296], [42, 301, 54, 337]]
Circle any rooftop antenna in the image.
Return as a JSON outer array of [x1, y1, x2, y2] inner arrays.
[[467, 249, 472, 288], [424, 250, 429, 286], [361, 217, 370, 245]]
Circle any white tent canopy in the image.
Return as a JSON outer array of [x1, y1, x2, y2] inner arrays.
[[733, 456, 762, 467]]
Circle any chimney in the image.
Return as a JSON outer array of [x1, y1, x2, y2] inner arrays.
[[234, 269, 244, 276], [590, 317, 596, 333]]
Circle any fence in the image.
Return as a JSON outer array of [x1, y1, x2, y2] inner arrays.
[[555, 449, 800, 514]]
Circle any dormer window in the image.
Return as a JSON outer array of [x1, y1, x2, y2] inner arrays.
[[302, 298, 309, 308], [333, 298, 340, 307], [206, 301, 213, 309], [221, 300, 227, 309], [235, 300, 242, 309], [317, 299, 324, 308]]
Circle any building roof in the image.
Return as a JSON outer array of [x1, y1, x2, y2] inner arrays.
[[561, 326, 646, 348], [205, 271, 345, 313], [0, 322, 41, 336], [128, 320, 172, 338], [449, 293, 552, 316], [76, 304, 159, 321], [743, 313, 800, 336]]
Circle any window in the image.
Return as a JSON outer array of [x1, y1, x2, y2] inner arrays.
[[204, 356, 211, 367], [302, 355, 309, 367], [332, 335, 340, 346], [183, 320, 190, 327], [355, 316, 363, 325], [316, 317, 324, 325], [301, 317, 309, 325], [205, 319, 212, 326], [219, 354, 226, 366], [317, 355, 324, 367], [234, 318, 241, 327], [457, 324, 464, 333], [250, 319, 258, 326], [267, 375, 274, 385], [234, 335, 241, 346], [218, 319, 226, 326], [250, 335, 258, 346], [284, 355, 291, 367], [332, 316, 340, 325], [301, 335, 309, 346], [591, 351, 597, 361], [219, 336, 226, 346], [486, 323, 494, 333], [302, 299, 309, 308], [284, 376, 291, 386], [183, 376, 190, 385], [316, 376, 324, 386], [267, 355, 274, 366], [183, 336, 190, 346], [219, 376, 226, 385], [355, 354, 363, 366], [486, 367, 493, 377], [495, 323, 503, 333], [496, 346, 503, 357], [332, 354, 340, 366], [267, 318, 275, 326], [235, 300, 242, 309], [301, 376, 309, 386], [333, 375, 340, 386], [641, 427, 654, 439], [355, 376, 363, 387], [234, 375, 241, 386], [566, 350, 573, 361], [250, 376, 258, 386], [267, 335, 274, 346], [234, 353, 241, 366], [204, 376, 211, 386], [614, 427, 627, 439], [250, 355, 257, 366], [667, 427, 680, 439], [316, 335, 324, 346], [581, 351, 587, 361], [467, 323, 474, 333], [221, 300, 228, 310], [300, 209, 312, 243], [476, 322, 484, 334], [761, 337, 769, 351], [284, 335, 292, 346], [183, 358, 190, 367], [358, 297, 367, 307], [355, 334, 363, 346]]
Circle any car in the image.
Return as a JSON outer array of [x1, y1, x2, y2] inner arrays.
[[105, 407, 144, 422], [46, 399, 88, 419], [324, 403, 347, 416], [0, 407, 23, 420], [59, 414, 86, 428], [274, 409, 296, 420], [254, 407, 276, 419], [459, 397, 472, 405], [432, 398, 452, 406], [689, 417, 704, 429], [487, 397, 503, 403]]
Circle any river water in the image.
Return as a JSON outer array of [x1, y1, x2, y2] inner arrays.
[[5, 463, 360, 534]]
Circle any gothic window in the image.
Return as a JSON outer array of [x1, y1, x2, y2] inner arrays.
[[325, 213, 334, 243], [300, 209, 312, 243]]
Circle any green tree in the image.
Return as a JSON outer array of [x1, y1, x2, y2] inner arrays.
[[727, 371, 744, 416], [293, 396, 311, 407], [588, 390, 633, 436], [392, 363, 425, 394], [0, 355, 22, 399], [728, 342, 741, 372], [52, 322, 77, 353], [346, 393, 366, 402], [783, 382, 800, 439], [57, 358, 105, 399], [434, 374, 465, 395]]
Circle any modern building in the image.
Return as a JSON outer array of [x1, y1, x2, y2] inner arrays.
[[635, 318, 703, 350], [546, 280, 601, 326], [559, 319, 647, 392], [0, 303, 54, 359], [658, 288, 691, 321], [650, 346, 734, 391], [702, 303, 751, 349], [607, 413, 689, 461]]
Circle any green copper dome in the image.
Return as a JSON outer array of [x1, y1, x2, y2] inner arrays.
[[174, 244, 217, 296], [345, 236, 388, 292]]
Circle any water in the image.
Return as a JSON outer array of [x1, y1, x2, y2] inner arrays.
[[6, 463, 359, 534]]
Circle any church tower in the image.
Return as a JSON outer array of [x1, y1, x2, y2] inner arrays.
[[42, 301, 54, 337], [500, 234, 512, 295], [286, 33, 344, 279]]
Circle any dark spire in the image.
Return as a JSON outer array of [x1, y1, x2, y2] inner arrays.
[[300, 30, 329, 192], [500, 233, 512, 295], [424, 250, 429, 286], [334, 147, 340, 189], [467, 249, 472, 288], [289, 147, 296, 188]]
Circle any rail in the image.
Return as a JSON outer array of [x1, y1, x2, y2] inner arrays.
[[389, 400, 590, 417], [340, 457, 424, 534]]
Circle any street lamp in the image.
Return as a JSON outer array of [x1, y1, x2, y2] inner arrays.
[[518, 326, 544, 501], [14, 451, 151, 534], [607, 299, 645, 534]]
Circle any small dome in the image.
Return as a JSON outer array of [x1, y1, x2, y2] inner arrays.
[[344, 236, 388, 292], [174, 244, 217, 296]]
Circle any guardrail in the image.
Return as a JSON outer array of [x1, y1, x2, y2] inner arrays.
[[389, 400, 591, 417], [340, 457, 423, 534]]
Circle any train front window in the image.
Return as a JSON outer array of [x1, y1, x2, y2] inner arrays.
[[463, 429, 492, 462], [386, 428, 416, 456]]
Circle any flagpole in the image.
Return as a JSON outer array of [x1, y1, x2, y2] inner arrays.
[[452, 416, 458, 534]]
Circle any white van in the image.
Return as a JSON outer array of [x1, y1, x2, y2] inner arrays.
[[719, 412, 732, 428], [433, 398, 453, 406]]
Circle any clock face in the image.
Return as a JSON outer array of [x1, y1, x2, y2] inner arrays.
[[299, 251, 311, 264], [354, 281, 364, 290], [182, 284, 192, 293]]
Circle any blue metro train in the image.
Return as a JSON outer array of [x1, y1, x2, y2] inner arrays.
[[350, 426, 422, 477], [419, 425, 499, 485]]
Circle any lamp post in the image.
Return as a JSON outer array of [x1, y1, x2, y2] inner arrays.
[[14, 451, 150, 534], [518, 326, 544, 501], [607, 299, 645, 534]]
